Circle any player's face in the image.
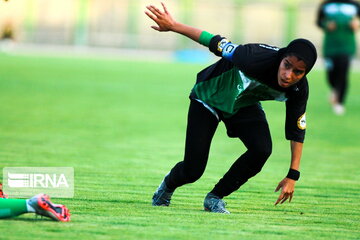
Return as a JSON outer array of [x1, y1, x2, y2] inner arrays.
[[277, 56, 306, 88]]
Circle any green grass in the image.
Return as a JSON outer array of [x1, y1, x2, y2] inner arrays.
[[0, 53, 359, 239]]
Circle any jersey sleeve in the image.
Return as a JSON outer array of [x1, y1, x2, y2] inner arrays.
[[203, 32, 280, 74], [285, 79, 309, 143], [207, 36, 280, 72]]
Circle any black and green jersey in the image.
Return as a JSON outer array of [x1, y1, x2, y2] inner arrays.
[[317, 0, 360, 57], [190, 37, 309, 143]]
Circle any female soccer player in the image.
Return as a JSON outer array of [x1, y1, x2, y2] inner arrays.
[[317, 0, 360, 115], [146, 2, 317, 213]]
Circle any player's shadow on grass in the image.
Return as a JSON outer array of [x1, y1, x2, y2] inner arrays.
[[76, 197, 149, 205], [2, 217, 55, 222]]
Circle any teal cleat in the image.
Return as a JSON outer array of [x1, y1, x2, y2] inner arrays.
[[204, 193, 230, 214], [152, 179, 174, 206]]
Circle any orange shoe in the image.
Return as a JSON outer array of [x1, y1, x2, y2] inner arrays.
[[0, 183, 7, 198], [27, 194, 70, 222]]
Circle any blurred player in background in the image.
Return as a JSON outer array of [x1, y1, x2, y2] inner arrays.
[[146, 3, 317, 213], [317, 0, 360, 115]]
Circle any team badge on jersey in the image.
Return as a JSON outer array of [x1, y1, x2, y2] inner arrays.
[[297, 113, 306, 130]]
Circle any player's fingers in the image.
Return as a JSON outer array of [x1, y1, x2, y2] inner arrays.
[[146, 5, 161, 18], [146, 12, 162, 29], [145, 11, 157, 21], [280, 196, 288, 204], [149, 5, 163, 17], [161, 2, 169, 14], [274, 194, 283, 205], [274, 184, 281, 192], [151, 26, 160, 31], [145, 7, 159, 20], [289, 193, 293, 203]]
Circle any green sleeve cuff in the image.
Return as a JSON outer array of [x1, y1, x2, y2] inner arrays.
[[199, 31, 215, 47]]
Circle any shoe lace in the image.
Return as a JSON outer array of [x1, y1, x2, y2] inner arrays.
[[158, 189, 172, 203], [209, 198, 227, 212]]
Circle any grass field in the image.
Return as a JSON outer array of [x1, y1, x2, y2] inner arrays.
[[0, 53, 359, 240]]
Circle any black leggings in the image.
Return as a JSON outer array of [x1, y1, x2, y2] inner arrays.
[[326, 55, 351, 104], [165, 100, 272, 198]]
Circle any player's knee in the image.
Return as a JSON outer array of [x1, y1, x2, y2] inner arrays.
[[239, 163, 263, 180], [247, 144, 272, 175], [246, 160, 266, 178], [183, 170, 203, 184], [252, 143, 272, 161], [259, 146, 272, 160], [249, 163, 265, 177]]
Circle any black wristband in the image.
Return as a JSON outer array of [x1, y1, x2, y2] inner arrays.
[[209, 35, 225, 57], [286, 168, 300, 181]]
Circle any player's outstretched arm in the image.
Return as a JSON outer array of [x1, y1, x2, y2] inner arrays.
[[145, 2, 203, 44], [145, 2, 238, 59]]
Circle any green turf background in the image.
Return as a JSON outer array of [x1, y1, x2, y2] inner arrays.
[[0, 54, 359, 239]]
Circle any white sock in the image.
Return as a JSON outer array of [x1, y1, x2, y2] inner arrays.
[[26, 199, 36, 213]]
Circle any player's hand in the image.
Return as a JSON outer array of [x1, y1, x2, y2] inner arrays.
[[274, 178, 296, 205], [326, 21, 337, 31], [145, 2, 176, 32], [350, 18, 360, 31]]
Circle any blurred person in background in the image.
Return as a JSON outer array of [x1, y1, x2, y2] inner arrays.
[[146, 3, 317, 214], [317, 0, 360, 115]]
